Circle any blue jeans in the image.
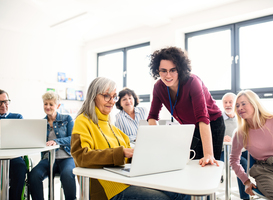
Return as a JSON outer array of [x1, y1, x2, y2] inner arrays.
[[220, 150, 255, 199], [29, 157, 76, 200], [9, 157, 27, 200], [111, 185, 191, 200]]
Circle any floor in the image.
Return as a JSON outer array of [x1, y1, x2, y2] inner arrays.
[[43, 178, 80, 199]]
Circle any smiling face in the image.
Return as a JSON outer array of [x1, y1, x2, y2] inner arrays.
[[158, 60, 179, 90], [235, 95, 255, 121], [44, 100, 60, 117], [222, 94, 235, 117], [120, 94, 135, 113], [95, 88, 117, 115]]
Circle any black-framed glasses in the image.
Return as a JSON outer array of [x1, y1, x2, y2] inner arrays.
[[0, 100, 11, 106], [100, 94, 119, 102], [158, 68, 178, 76]]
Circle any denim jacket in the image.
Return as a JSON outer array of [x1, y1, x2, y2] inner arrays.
[[44, 112, 74, 156]]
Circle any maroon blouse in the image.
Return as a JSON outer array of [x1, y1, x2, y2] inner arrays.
[[147, 74, 222, 125]]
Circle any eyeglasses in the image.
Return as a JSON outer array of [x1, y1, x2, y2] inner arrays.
[[158, 68, 178, 76], [0, 100, 11, 106], [100, 94, 119, 102]]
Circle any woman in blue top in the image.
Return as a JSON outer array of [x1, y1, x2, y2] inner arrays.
[[29, 91, 76, 200], [115, 88, 148, 143]]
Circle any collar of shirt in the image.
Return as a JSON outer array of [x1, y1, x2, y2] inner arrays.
[[122, 107, 140, 118], [0, 112, 9, 118], [222, 111, 236, 120]]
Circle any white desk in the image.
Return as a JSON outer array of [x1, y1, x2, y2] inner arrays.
[[223, 141, 232, 200], [0, 145, 59, 200], [73, 160, 224, 200]]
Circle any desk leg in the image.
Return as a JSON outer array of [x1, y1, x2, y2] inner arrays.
[[224, 145, 231, 200], [0, 160, 10, 200], [208, 193, 216, 200], [79, 176, 89, 200], [48, 149, 56, 200]]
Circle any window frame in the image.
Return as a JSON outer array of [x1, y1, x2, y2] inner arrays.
[[185, 15, 273, 100], [97, 42, 151, 102]]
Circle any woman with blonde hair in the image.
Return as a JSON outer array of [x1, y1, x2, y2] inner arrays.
[[230, 90, 273, 199], [29, 91, 76, 200]]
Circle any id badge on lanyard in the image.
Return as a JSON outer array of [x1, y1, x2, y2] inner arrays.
[[167, 80, 180, 124]]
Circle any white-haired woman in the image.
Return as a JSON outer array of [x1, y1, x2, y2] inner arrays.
[[29, 91, 76, 200], [230, 90, 273, 199], [71, 77, 190, 200]]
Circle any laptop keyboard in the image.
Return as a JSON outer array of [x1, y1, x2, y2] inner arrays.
[[122, 168, 131, 172]]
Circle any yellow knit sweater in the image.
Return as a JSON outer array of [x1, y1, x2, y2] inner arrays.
[[71, 107, 131, 200]]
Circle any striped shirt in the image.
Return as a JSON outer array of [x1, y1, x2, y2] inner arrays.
[[115, 107, 148, 142]]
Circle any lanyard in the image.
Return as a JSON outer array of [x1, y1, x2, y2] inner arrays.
[[167, 81, 180, 122]]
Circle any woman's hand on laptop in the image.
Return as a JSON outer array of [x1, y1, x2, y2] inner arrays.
[[46, 140, 57, 146], [199, 155, 219, 167], [123, 148, 134, 158]]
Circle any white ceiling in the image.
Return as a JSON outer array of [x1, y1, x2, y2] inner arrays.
[[0, 0, 241, 43]]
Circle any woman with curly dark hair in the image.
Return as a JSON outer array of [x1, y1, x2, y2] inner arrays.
[[147, 46, 225, 167], [115, 88, 148, 143]]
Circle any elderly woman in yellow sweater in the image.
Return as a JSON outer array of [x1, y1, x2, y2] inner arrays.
[[71, 77, 190, 200]]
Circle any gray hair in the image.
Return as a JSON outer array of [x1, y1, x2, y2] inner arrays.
[[77, 77, 116, 124], [222, 92, 236, 101], [0, 89, 9, 99], [42, 91, 61, 105]]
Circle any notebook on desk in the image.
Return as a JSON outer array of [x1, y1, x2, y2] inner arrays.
[[104, 124, 195, 177], [0, 119, 47, 149]]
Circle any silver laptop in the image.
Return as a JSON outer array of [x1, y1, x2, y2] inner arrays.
[[104, 124, 195, 177], [0, 119, 47, 149]]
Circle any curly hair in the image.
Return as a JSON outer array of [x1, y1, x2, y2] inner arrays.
[[115, 88, 139, 110], [149, 46, 192, 83]]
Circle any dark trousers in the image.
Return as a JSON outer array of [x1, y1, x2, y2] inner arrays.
[[190, 116, 225, 160], [10, 157, 27, 200], [29, 157, 76, 200]]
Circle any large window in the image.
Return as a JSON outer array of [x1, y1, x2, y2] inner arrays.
[[185, 15, 273, 99], [97, 42, 151, 102]]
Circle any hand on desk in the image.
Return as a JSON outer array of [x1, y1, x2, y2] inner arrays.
[[123, 148, 134, 158], [224, 135, 232, 142], [46, 140, 57, 146], [199, 154, 219, 167]]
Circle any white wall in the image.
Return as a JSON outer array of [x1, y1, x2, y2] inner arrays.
[[84, 0, 273, 120], [0, 28, 86, 119], [1, 0, 273, 120]]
